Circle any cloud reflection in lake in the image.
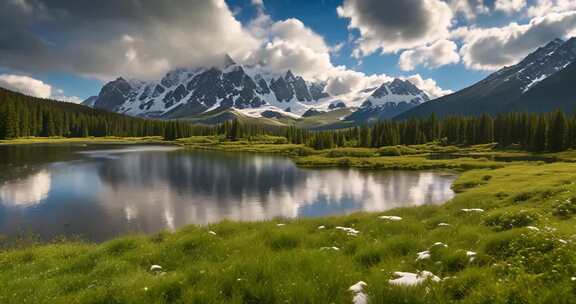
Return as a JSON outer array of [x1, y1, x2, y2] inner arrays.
[[0, 146, 456, 241]]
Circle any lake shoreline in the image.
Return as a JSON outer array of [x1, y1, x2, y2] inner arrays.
[[2, 135, 569, 171], [1, 137, 576, 302]]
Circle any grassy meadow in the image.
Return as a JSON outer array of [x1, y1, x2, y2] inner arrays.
[[1, 137, 576, 303]]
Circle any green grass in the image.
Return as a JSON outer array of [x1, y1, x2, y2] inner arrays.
[[2, 137, 576, 302], [1, 164, 576, 303], [177, 137, 534, 171]]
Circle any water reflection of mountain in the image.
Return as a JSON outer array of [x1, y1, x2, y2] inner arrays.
[[93, 150, 456, 227], [0, 145, 456, 241], [94, 150, 311, 226]]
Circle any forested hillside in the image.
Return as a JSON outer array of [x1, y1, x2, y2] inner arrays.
[[1, 87, 575, 153], [0, 87, 226, 140], [299, 112, 576, 152]]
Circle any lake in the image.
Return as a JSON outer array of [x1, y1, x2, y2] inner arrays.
[[0, 144, 456, 241]]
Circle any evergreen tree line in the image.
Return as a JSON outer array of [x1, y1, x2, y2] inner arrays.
[[0, 88, 266, 140], [288, 112, 576, 152], [2, 87, 575, 152]]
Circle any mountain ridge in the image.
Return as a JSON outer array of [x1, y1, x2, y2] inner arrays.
[[85, 54, 431, 123], [397, 37, 576, 119]]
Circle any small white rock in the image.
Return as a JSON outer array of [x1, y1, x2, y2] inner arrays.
[[349, 281, 367, 293], [432, 242, 448, 248], [150, 265, 162, 271], [437, 223, 450, 227], [416, 250, 431, 261], [349, 281, 368, 304], [352, 292, 368, 304], [526, 226, 540, 231], [320, 246, 340, 251], [208, 230, 217, 235], [336, 226, 360, 236], [389, 271, 441, 286], [318, 225, 326, 229], [379, 215, 403, 221], [276, 223, 286, 227], [461, 208, 485, 213]]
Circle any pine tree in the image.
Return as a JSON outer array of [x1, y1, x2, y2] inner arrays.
[[548, 110, 568, 151], [3, 101, 20, 139], [532, 116, 547, 151]]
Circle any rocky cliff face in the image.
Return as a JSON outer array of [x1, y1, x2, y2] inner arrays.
[[89, 57, 331, 119], [345, 79, 430, 122]]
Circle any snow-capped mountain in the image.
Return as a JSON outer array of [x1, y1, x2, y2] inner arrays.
[[345, 79, 430, 122], [87, 56, 330, 119], [399, 37, 576, 119], [484, 37, 576, 93]]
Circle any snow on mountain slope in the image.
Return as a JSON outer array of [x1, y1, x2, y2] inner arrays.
[[397, 37, 576, 119], [89, 56, 332, 119], [508, 38, 576, 93], [362, 79, 429, 107], [85, 54, 435, 123], [344, 79, 429, 122]]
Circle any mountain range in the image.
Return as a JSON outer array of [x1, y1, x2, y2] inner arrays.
[[84, 37, 576, 127], [83, 56, 429, 125]]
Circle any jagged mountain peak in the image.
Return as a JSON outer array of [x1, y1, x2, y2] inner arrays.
[[368, 78, 429, 104], [518, 38, 564, 65], [90, 60, 332, 119], [285, 70, 296, 80], [343, 78, 430, 123]]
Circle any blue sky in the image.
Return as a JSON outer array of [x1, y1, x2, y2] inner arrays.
[[0, 0, 575, 102]]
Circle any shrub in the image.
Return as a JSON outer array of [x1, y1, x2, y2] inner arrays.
[[484, 230, 554, 260], [287, 146, 316, 156], [513, 191, 535, 202], [441, 270, 486, 301], [484, 211, 538, 231], [266, 233, 300, 251], [177, 136, 218, 144], [377, 145, 423, 156], [552, 197, 576, 219], [326, 148, 376, 158], [377, 146, 402, 156], [443, 251, 472, 272], [103, 238, 140, 255], [355, 248, 382, 268]]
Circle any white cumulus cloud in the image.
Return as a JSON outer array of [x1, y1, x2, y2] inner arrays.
[[337, 0, 454, 56], [459, 11, 576, 70], [0, 74, 82, 103], [399, 40, 461, 71], [527, 0, 576, 17], [403, 74, 453, 99], [0, 74, 52, 98], [448, 0, 490, 19], [495, 0, 527, 14]]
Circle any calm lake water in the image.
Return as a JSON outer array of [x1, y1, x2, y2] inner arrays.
[[0, 145, 456, 241]]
